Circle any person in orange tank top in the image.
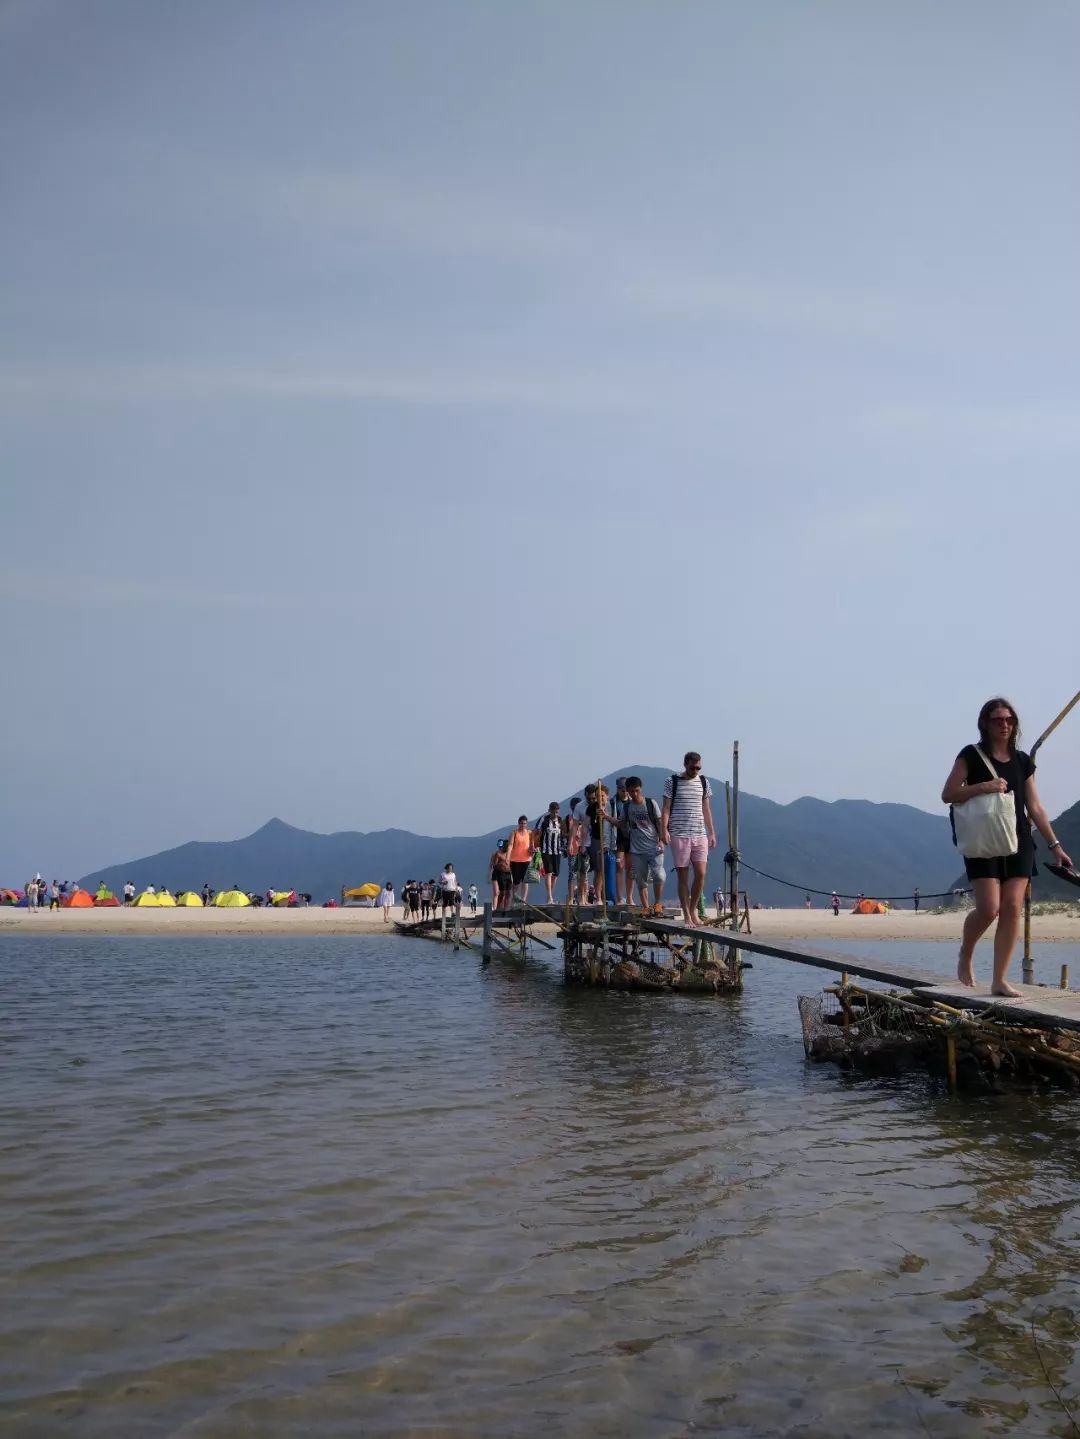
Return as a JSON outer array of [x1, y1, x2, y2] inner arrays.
[[507, 815, 534, 905]]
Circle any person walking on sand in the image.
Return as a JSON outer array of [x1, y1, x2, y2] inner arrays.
[[507, 817, 534, 906], [378, 882, 394, 922], [913, 887, 920, 913], [804, 893, 812, 910], [942, 697, 1071, 998], [660, 752, 716, 927], [831, 891, 840, 917]]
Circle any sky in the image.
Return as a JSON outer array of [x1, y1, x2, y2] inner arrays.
[[2, 0, 1079, 879]]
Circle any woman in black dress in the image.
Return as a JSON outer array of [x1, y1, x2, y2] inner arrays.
[[941, 697, 1071, 996]]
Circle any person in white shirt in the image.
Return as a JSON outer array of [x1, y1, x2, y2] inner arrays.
[[439, 864, 459, 911], [377, 882, 394, 921]]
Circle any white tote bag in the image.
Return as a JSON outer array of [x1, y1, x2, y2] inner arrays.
[[953, 746, 1019, 859]]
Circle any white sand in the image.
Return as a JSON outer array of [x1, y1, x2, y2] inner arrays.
[[4, 903, 1080, 943]]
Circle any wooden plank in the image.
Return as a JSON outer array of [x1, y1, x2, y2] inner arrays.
[[914, 983, 1080, 1033], [638, 919, 953, 989]]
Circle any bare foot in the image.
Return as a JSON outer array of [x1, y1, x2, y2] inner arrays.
[[957, 950, 974, 987], [990, 983, 1023, 999]]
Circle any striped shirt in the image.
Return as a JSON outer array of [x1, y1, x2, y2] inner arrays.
[[662, 773, 712, 837], [537, 814, 565, 856]]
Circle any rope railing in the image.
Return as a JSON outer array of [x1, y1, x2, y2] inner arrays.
[[735, 856, 970, 904]]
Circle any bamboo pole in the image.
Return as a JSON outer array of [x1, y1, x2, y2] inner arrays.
[[1022, 686, 1080, 984], [946, 1034, 958, 1091], [729, 743, 740, 933]]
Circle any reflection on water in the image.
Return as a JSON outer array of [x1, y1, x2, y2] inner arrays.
[[1, 936, 1078, 1437]]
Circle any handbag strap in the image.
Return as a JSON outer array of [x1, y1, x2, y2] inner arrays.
[[973, 745, 1001, 784]]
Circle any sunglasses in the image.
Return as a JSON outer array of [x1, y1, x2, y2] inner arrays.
[[989, 716, 1015, 725]]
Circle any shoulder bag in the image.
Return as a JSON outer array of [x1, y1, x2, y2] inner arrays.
[[952, 746, 1019, 858]]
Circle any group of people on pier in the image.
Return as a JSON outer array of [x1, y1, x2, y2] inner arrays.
[[489, 752, 718, 928]]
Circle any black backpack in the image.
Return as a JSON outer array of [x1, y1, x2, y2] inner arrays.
[[669, 773, 707, 803]]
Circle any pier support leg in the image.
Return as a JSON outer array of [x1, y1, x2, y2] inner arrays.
[[482, 902, 493, 963], [946, 1034, 958, 1093]]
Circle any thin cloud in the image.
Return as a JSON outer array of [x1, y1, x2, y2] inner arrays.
[[0, 363, 640, 413]]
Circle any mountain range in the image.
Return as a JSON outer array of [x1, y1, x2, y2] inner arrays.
[[75, 764, 1065, 908]]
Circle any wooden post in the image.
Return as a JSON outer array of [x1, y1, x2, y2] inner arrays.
[[728, 742, 740, 933], [1022, 880, 1034, 985], [946, 1033, 958, 1092], [1061, 963, 1069, 990], [440, 908, 446, 943], [482, 902, 492, 962]]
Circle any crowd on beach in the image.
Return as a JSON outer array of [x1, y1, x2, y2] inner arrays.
[[11, 878, 318, 909]]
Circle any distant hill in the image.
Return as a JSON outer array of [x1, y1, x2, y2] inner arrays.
[[79, 764, 978, 907]]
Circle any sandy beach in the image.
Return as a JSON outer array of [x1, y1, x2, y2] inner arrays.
[[4, 903, 1080, 943]]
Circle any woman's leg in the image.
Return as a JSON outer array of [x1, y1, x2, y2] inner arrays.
[[958, 877, 1000, 983], [991, 877, 1028, 995]]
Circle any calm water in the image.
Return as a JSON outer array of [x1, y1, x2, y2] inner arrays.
[[2, 935, 1080, 1439]]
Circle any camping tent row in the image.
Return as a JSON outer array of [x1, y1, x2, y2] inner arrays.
[[1, 888, 120, 907], [131, 889, 254, 907]]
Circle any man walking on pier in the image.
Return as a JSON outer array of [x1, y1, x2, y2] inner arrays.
[[661, 751, 716, 927]]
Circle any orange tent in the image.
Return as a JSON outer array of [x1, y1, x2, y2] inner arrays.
[[852, 898, 887, 915], [63, 890, 94, 908]]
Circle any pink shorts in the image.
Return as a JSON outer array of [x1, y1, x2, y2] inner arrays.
[[668, 834, 708, 868]]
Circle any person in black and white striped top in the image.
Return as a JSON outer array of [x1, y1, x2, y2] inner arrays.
[[536, 801, 565, 903]]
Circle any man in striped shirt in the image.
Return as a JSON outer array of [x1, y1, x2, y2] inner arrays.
[[660, 751, 716, 927]]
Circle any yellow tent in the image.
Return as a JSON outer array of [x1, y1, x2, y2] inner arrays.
[[134, 891, 160, 907], [213, 889, 252, 908], [270, 890, 295, 906], [176, 892, 203, 906], [344, 883, 381, 900], [157, 892, 176, 908]]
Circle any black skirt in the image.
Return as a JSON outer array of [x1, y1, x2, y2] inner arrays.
[[964, 841, 1034, 882]]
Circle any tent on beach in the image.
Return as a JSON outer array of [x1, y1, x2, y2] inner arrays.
[[213, 890, 251, 908], [156, 892, 176, 907], [63, 890, 94, 908], [0, 889, 20, 905], [270, 890, 296, 906], [176, 892, 203, 906], [851, 898, 887, 915], [344, 884, 380, 902], [133, 891, 160, 907], [94, 895, 120, 907]]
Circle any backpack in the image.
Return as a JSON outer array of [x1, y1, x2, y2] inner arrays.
[[669, 773, 707, 803]]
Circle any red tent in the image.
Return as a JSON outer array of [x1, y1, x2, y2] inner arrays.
[[63, 891, 94, 908], [93, 896, 121, 907]]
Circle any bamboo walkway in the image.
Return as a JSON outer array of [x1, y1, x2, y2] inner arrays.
[[639, 919, 1080, 1033]]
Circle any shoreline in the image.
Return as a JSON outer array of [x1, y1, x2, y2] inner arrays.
[[3, 905, 1080, 943]]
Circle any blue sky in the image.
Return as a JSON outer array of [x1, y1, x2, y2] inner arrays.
[[3, 0, 1079, 879]]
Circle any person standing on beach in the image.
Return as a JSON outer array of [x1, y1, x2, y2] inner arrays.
[[378, 882, 394, 921], [831, 892, 840, 917], [942, 697, 1071, 997], [804, 894, 812, 910], [913, 888, 920, 913], [660, 752, 716, 927]]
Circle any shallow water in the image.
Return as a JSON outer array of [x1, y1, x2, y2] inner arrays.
[[2, 935, 1079, 1438]]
